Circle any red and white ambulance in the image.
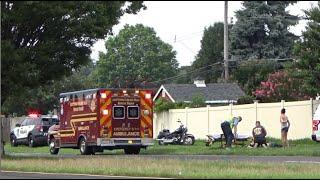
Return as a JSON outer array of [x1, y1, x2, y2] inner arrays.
[[48, 88, 154, 155]]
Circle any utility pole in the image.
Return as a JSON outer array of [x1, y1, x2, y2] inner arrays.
[[224, 1, 229, 81]]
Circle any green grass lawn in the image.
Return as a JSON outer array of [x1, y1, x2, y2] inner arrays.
[[2, 156, 320, 178], [4, 138, 320, 156]]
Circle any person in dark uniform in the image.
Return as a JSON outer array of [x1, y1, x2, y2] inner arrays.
[[220, 116, 242, 149], [249, 121, 268, 148]]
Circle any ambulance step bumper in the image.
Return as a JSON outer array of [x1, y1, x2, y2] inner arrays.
[[97, 138, 154, 147]]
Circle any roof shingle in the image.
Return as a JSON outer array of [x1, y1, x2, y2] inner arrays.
[[162, 83, 245, 102]]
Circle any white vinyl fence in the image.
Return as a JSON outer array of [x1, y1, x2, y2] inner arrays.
[[154, 99, 320, 140]]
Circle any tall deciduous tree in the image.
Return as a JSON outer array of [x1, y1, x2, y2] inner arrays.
[[95, 24, 179, 88], [191, 22, 224, 83], [1, 1, 145, 105], [230, 1, 298, 61], [292, 1, 320, 97], [2, 62, 98, 116]]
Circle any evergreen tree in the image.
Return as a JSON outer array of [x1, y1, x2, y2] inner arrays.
[[230, 1, 298, 61], [292, 1, 320, 97]]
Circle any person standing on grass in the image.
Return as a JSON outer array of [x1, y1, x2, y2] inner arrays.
[[280, 108, 290, 147], [220, 116, 242, 149]]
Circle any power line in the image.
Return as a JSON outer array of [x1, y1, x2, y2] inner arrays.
[[177, 41, 197, 54], [144, 58, 294, 85], [149, 61, 223, 84]]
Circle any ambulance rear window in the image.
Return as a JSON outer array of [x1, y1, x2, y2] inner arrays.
[[113, 106, 125, 119], [128, 106, 139, 119]]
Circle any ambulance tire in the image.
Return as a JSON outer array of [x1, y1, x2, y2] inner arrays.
[[132, 147, 140, 154], [124, 147, 140, 155], [79, 137, 93, 155], [49, 138, 59, 155]]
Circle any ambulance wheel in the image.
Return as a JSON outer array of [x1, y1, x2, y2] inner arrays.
[[124, 147, 140, 155], [49, 138, 59, 155], [132, 147, 140, 154], [79, 137, 93, 155]]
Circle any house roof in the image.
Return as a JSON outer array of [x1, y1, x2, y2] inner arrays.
[[156, 83, 245, 103]]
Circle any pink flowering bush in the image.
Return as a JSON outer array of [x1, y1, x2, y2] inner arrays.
[[253, 71, 310, 102]]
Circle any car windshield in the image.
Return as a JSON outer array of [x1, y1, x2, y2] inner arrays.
[[41, 118, 59, 126]]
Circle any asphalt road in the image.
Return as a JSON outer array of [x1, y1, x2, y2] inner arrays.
[[4, 152, 320, 164], [0, 171, 168, 179]]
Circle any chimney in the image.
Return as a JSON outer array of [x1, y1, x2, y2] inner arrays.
[[194, 79, 206, 87]]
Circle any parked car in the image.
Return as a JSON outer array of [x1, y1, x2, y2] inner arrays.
[[10, 114, 59, 147]]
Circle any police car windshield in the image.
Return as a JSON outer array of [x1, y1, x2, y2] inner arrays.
[[40, 118, 59, 126]]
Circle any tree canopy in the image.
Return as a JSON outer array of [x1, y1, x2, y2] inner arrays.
[[291, 1, 320, 97], [2, 62, 97, 116], [230, 1, 299, 61], [1, 1, 145, 105], [191, 22, 224, 83], [95, 24, 179, 88]]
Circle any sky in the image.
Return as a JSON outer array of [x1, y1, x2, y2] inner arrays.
[[90, 1, 318, 67]]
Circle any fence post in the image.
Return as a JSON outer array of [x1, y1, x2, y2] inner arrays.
[[207, 105, 210, 135], [281, 100, 285, 109], [254, 100, 258, 122], [310, 98, 313, 121], [229, 103, 233, 116], [185, 107, 189, 127]]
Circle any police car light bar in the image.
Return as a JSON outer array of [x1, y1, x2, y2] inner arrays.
[[28, 113, 39, 118]]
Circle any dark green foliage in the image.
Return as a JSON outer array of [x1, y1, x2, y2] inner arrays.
[[231, 60, 278, 95], [237, 95, 255, 105], [190, 93, 206, 108], [2, 63, 97, 116], [95, 24, 179, 88], [1, 1, 145, 105], [291, 1, 320, 98], [154, 98, 188, 113], [191, 22, 224, 83], [230, 1, 299, 61], [173, 66, 193, 84]]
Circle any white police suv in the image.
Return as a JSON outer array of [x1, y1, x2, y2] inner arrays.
[[10, 114, 59, 147]]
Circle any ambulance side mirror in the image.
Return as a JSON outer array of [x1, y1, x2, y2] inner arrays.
[[15, 123, 21, 127]]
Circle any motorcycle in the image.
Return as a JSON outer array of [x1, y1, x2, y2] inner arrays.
[[156, 120, 195, 145]]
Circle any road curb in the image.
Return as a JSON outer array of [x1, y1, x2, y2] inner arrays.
[[0, 170, 172, 179]]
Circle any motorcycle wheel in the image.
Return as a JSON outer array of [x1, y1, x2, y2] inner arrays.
[[183, 136, 195, 145], [158, 140, 165, 145]]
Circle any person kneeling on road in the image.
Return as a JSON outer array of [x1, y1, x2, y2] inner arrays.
[[220, 116, 242, 149], [248, 121, 268, 148]]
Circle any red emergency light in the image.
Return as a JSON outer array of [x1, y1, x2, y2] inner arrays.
[[27, 108, 41, 118], [28, 113, 40, 118]]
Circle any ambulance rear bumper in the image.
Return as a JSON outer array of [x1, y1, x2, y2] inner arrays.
[[97, 138, 154, 147]]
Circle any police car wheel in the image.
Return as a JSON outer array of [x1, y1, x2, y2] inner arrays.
[[10, 135, 18, 147], [28, 135, 35, 147]]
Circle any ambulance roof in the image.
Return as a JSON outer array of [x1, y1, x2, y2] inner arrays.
[[59, 88, 101, 97], [59, 88, 153, 97]]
